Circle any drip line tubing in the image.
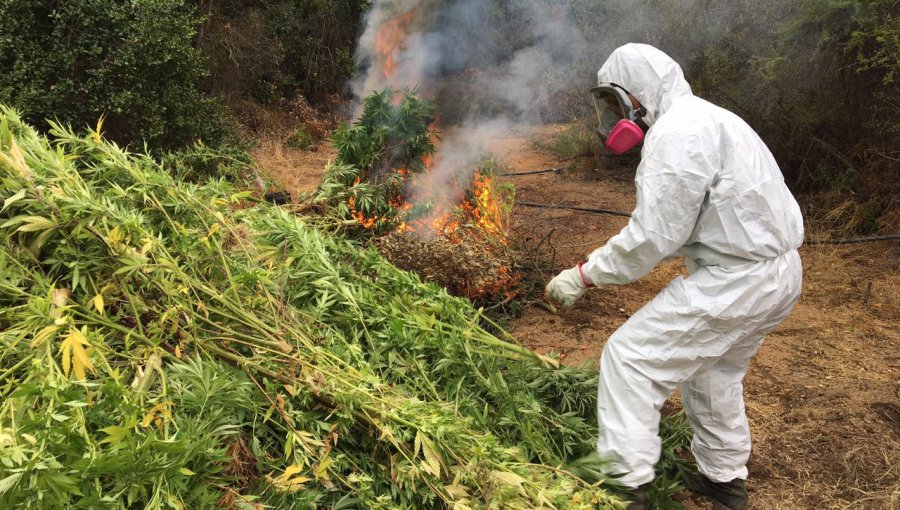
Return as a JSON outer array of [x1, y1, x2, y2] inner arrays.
[[499, 167, 562, 177], [514, 200, 900, 245]]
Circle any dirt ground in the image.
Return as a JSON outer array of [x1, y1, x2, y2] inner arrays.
[[261, 125, 900, 510]]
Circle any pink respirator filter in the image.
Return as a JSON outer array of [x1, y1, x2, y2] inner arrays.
[[605, 119, 644, 155]]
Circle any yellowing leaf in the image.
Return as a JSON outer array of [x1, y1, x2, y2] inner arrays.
[[0, 136, 32, 179], [271, 464, 312, 492], [108, 225, 122, 244], [282, 464, 304, 479], [178, 467, 196, 476], [490, 470, 526, 492], [15, 215, 56, 233], [140, 402, 174, 431], [313, 456, 333, 480], [444, 484, 471, 500], [420, 435, 443, 478], [31, 325, 60, 348], [59, 327, 96, 380], [92, 116, 105, 144], [166, 494, 184, 510], [93, 294, 105, 315]]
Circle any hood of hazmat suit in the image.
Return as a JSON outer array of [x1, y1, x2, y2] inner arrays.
[[582, 44, 805, 489], [585, 43, 804, 283]]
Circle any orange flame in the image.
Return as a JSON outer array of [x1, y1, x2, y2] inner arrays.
[[350, 156, 506, 245], [355, 9, 515, 300], [375, 9, 415, 81]]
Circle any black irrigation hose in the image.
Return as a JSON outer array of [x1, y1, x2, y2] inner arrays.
[[804, 235, 900, 245], [499, 167, 563, 177], [515, 200, 900, 245], [515, 201, 632, 218]]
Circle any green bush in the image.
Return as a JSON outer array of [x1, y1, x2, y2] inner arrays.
[[0, 0, 230, 150], [690, 0, 898, 188], [284, 125, 316, 150], [196, 0, 370, 104]]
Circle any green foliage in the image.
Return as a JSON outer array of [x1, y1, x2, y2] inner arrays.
[[316, 89, 437, 235], [0, 104, 651, 509], [196, 0, 371, 103], [684, 0, 899, 232], [727, 0, 900, 162], [334, 89, 436, 173], [159, 142, 254, 183], [0, 0, 230, 151]]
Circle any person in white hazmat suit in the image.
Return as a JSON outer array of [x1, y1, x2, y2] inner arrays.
[[545, 43, 804, 510]]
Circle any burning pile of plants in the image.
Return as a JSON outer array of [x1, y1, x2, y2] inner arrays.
[[0, 105, 644, 508], [314, 89, 522, 304]]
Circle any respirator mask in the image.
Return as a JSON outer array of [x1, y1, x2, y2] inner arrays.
[[591, 83, 647, 155]]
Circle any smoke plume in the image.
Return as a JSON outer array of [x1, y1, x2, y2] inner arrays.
[[351, 0, 753, 227]]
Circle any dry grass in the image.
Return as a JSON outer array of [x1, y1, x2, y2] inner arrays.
[[250, 138, 336, 199]]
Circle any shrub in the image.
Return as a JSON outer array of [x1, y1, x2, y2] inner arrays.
[[196, 0, 370, 104], [0, 0, 230, 150], [284, 125, 316, 150]]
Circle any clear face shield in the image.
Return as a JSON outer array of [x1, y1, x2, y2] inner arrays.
[[590, 83, 646, 155]]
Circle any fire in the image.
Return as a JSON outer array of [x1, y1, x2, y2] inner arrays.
[[348, 144, 518, 302], [375, 9, 415, 81], [352, 8, 517, 302], [467, 171, 505, 239], [349, 152, 507, 246]]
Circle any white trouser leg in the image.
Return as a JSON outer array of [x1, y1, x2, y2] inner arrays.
[[597, 251, 802, 488], [681, 339, 760, 483], [597, 337, 678, 488]]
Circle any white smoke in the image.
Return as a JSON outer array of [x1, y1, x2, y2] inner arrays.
[[351, 0, 751, 231]]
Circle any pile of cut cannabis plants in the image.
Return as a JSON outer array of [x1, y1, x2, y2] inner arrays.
[[0, 105, 637, 508]]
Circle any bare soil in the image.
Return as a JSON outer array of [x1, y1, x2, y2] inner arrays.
[[263, 125, 900, 510]]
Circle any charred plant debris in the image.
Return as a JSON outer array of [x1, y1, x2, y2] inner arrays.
[[315, 89, 522, 304]]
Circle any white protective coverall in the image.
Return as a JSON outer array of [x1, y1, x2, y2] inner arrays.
[[582, 44, 804, 488]]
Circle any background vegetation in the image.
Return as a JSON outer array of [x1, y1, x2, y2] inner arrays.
[[0, 0, 895, 223], [563, 0, 899, 234], [0, 0, 369, 152], [0, 0, 228, 150], [195, 0, 369, 105]]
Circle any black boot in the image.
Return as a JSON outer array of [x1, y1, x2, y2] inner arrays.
[[691, 475, 748, 510], [625, 484, 648, 510]]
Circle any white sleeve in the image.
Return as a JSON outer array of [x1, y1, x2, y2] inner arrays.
[[582, 132, 714, 286]]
